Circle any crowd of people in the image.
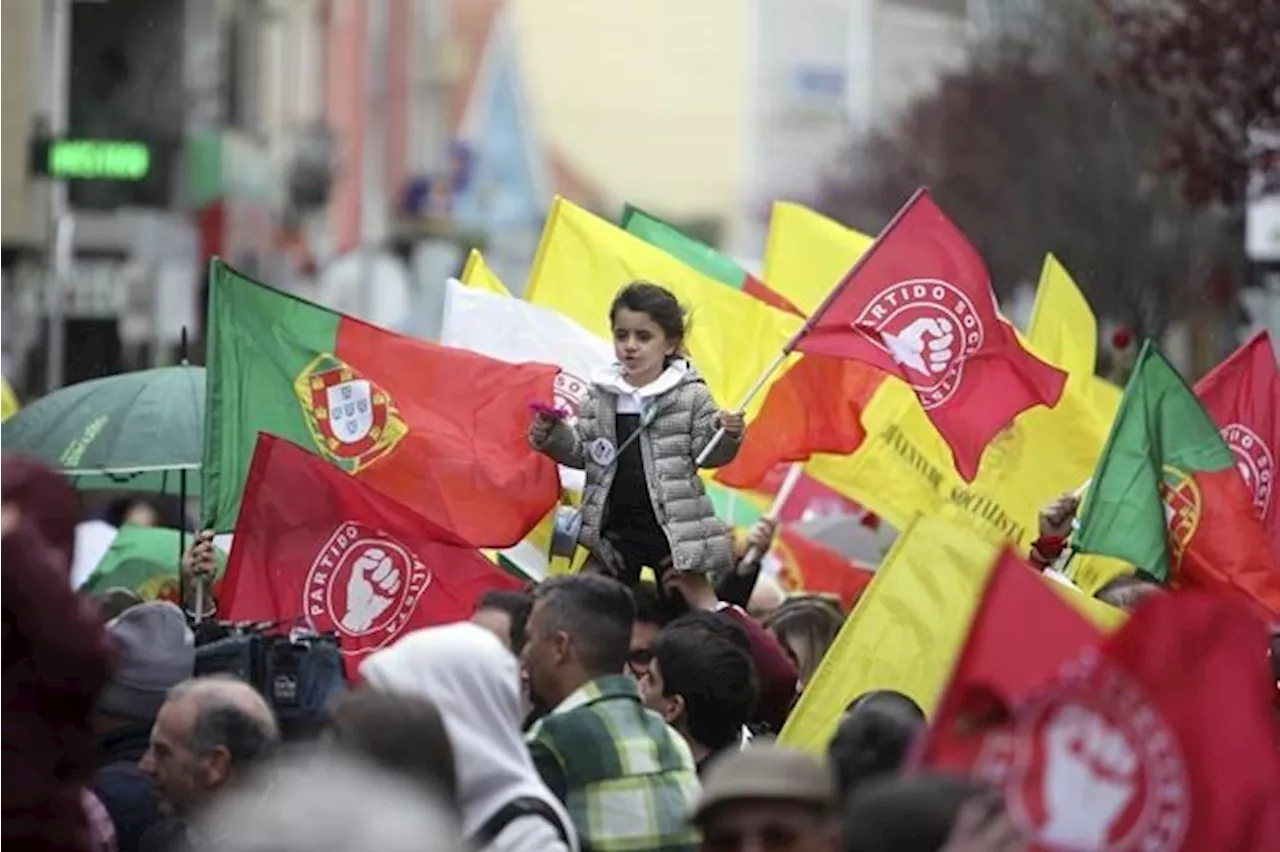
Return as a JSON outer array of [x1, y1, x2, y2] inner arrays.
[[5, 281, 1276, 852], [4, 467, 1018, 852]]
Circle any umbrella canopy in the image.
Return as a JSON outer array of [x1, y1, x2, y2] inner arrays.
[[1, 366, 203, 495]]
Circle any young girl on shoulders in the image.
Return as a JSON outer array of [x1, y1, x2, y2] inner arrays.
[[528, 282, 743, 587]]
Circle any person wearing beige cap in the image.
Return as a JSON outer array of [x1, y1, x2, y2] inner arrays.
[[691, 744, 840, 852]]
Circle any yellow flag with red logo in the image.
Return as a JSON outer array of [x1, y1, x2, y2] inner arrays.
[[769, 205, 1108, 554]]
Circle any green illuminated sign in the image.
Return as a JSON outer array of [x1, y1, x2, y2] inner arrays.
[[44, 139, 152, 181]]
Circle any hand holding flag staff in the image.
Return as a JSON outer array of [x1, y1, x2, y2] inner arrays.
[[697, 189, 1067, 481]]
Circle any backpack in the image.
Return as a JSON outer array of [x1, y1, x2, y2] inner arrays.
[[471, 796, 572, 850]]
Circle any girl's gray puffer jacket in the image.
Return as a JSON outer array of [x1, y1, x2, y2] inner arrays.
[[529, 361, 741, 576]]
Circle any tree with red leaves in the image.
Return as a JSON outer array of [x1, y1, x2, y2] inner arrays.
[[1097, 0, 1280, 206], [817, 3, 1242, 343]]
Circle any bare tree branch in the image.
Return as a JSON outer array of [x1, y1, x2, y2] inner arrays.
[[815, 3, 1237, 340], [1096, 0, 1280, 205]]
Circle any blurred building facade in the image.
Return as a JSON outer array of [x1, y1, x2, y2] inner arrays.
[[2, 0, 305, 390], [741, 0, 970, 255], [505, 0, 970, 260], [0, 0, 460, 390], [4, 0, 980, 394], [511, 0, 751, 248]]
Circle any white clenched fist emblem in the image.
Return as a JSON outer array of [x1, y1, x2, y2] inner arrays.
[[1039, 704, 1138, 849], [342, 547, 402, 633], [882, 316, 956, 377]]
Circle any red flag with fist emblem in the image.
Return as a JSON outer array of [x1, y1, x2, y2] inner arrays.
[[791, 190, 1066, 480], [1195, 330, 1280, 564], [220, 434, 523, 677], [923, 551, 1280, 851]]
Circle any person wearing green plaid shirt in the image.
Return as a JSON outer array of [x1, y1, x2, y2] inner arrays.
[[523, 576, 701, 852]]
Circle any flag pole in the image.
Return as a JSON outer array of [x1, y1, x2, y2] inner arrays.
[[695, 349, 790, 466], [696, 187, 929, 466], [177, 325, 206, 626], [739, 462, 806, 567]]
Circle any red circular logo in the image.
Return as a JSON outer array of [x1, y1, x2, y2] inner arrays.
[[553, 371, 590, 416], [303, 523, 432, 654], [855, 279, 984, 410], [1221, 423, 1274, 517], [974, 654, 1189, 851]]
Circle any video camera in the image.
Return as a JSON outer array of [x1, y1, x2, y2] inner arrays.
[[194, 623, 346, 741]]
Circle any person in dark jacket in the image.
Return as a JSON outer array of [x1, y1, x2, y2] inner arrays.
[[92, 601, 196, 852], [2, 455, 116, 852]]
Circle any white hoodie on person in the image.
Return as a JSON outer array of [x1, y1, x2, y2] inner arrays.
[[361, 623, 578, 852]]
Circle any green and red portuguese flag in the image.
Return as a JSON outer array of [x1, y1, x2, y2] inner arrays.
[[201, 261, 561, 548], [1074, 341, 1280, 617]]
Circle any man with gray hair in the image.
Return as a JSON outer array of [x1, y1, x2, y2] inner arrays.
[[137, 675, 280, 852]]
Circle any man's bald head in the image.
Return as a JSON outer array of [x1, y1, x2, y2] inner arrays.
[[170, 674, 280, 760], [141, 675, 281, 814]]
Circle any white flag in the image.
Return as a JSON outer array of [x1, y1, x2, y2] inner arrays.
[[442, 278, 613, 420]]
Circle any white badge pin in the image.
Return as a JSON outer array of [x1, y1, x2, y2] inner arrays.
[[590, 437, 616, 466]]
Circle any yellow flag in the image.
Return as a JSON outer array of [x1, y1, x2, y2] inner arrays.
[[1025, 255, 1131, 590], [779, 516, 1124, 754], [1027, 254, 1122, 422], [526, 197, 801, 409], [778, 515, 997, 753], [764, 202, 873, 313], [1, 379, 19, 423], [461, 249, 513, 297], [1027, 254, 1096, 379], [768, 205, 1108, 552], [1042, 570, 1128, 629]]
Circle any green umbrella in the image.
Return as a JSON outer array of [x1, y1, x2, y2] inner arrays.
[[1, 366, 203, 496], [81, 525, 227, 599]]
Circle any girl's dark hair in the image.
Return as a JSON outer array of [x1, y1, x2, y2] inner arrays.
[[610, 282, 688, 348]]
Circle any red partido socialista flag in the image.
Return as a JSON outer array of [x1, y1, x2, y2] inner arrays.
[[789, 190, 1066, 481], [221, 434, 523, 677], [923, 551, 1280, 851], [1195, 330, 1280, 563]]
